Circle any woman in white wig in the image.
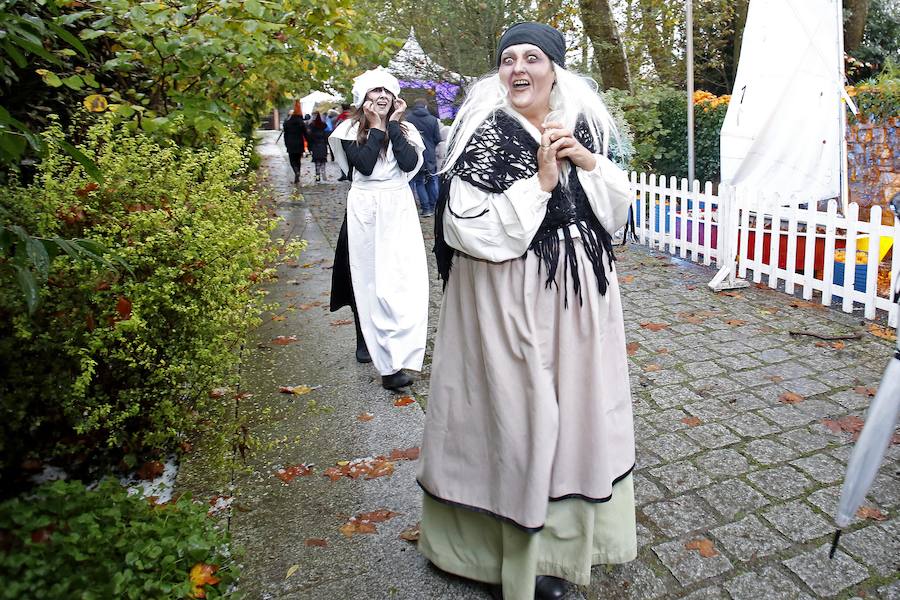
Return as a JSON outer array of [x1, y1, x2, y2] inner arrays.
[[416, 22, 636, 599], [328, 67, 429, 390]]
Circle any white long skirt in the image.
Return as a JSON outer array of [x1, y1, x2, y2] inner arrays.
[[347, 180, 428, 375]]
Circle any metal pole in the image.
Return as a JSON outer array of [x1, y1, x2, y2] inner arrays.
[[837, 0, 850, 214], [686, 0, 695, 191]]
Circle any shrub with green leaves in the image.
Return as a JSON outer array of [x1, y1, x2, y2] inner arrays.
[[0, 114, 287, 474], [0, 479, 237, 599]]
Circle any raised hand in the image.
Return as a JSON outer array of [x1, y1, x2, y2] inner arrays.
[[389, 98, 407, 122], [363, 100, 384, 130], [540, 121, 597, 172]]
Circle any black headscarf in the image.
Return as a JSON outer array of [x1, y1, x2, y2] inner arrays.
[[496, 22, 566, 67]]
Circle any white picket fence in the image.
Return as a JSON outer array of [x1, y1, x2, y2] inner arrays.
[[628, 171, 900, 326]]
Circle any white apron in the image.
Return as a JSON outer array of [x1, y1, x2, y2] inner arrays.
[[330, 120, 429, 375]]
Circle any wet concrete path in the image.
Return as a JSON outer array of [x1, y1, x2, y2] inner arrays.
[[178, 131, 899, 600]]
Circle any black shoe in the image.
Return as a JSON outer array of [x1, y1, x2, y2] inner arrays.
[[487, 583, 502, 600], [355, 342, 371, 363], [293, 171, 300, 183], [381, 371, 413, 390], [535, 575, 569, 600]]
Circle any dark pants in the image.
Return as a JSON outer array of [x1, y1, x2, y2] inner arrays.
[[288, 152, 302, 174], [412, 171, 439, 213]]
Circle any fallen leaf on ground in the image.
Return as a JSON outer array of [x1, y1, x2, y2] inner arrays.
[[285, 564, 299, 579], [768, 375, 784, 383], [399, 523, 420, 542], [271, 315, 286, 321], [656, 348, 669, 354], [305, 538, 328, 547], [620, 274, 635, 284], [684, 538, 718, 558], [208, 387, 229, 398], [357, 412, 374, 422], [760, 307, 780, 314], [272, 335, 299, 346], [856, 506, 887, 521], [388, 447, 420, 461], [867, 323, 897, 341], [643, 363, 662, 372], [330, 319, 353, 326], [853, 386, 877, 397], [822, 416, 866, 440], [323, 456, 396, 481], [339, 520, 377, 537], [789, 299, 825, 311], [279, 385, 319, 396], [626, 342, 640, 356], [358, 509, 401, 523], [677, 310, 717, 324], [235, 391, 253, 401], [725, 319, 747, 326], [719, 291, 743, 298], [394, 396, 416, 407], [640, 322, 669, 332], [815, 340, 846, 349], [681, 416, 702, 427], [275, 464, 314, 483], [339, 509, 400, 538], [778, 392, 805, 404], [189, 563, 220, 598], [299, 301, 323, 310]]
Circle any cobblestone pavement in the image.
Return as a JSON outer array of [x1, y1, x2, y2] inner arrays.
[[191, 132, 899, 599]]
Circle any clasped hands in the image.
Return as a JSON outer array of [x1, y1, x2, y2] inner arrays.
[[537, 120, 597, 192]]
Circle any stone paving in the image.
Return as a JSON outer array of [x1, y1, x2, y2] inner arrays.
[[179, 131, 900, 599]]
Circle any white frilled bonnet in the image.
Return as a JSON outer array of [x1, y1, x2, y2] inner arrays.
[[351, 67, 401, 106]]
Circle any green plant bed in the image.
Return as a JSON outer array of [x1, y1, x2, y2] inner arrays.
[[0, 479, 237, 599], [0, 114, 296, 477]]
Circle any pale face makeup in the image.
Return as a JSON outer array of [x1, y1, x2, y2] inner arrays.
[[498, 43, 555, 124], [365, 87, 395, 119]]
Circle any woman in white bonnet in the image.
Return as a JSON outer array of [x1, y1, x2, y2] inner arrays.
[[327, 68, 429, 391], [417, 22, 637, 599]]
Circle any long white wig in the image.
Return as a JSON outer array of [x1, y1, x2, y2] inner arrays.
[[440, 65, 621, 178]]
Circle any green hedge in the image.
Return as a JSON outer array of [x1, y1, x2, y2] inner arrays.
[[0, 479, 237, 599], [606, 86, 729, 183], [0, 115, 286, 474]]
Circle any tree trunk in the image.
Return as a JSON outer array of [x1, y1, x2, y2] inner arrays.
[[580, 0, 632, 90], [844, 0, 871, 52], [638, 0, 674, 83]]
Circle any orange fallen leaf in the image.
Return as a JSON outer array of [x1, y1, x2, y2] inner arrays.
[[299, 301, 323, 310], [234, 391, 253, 400], [339, 520, 377, 537], [388, 447, 420, 461], [365, 460, 395, 479], [789, 299, 826, 311], [330, 319, 353, 327], [275, 464, 313, 483], [779, 392, 805, 404], [323, 456, 396, 481], [643, 363, 662, 372], [620, 274, 635, 284], [856, 506, 887, 521], [822, 416, 866, 440], [357, 509, 401, 523], [399, 522, 421, 542], [868, 323, 897, 341], [681, 416, 702, 427], [768, 375, 784, 383], [271, 315, 287, 321], [357, 412, 374, 422], [116, 296, 133, 320], [393, 396, 416, 407], [323, 467, 343, 482], [305, 538, 328, 547], [640, 322, 669, 332], [626, 342, 640, 356], [272, 335, 299, 345], [853, 386, 877, 397], [684, 537, 718, 558], [189, 563, 221, 598], [719, 291, 743, 298], [656, 347, 669, 354], [279, 385, 317, 395], [725, 319, 747, 326]]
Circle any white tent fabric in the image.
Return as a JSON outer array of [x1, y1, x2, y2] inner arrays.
[[387, 28, 467, 83], [720, 0, 844, 208], [299, 91, 342, 116]]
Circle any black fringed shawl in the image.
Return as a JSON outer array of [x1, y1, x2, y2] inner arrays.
[[434, 110, 616, 306]]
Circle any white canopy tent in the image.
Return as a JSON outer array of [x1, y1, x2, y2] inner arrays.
[[299, 90, 343, 116], [719, 0, 851, 211], [387, 28, 467, 83]]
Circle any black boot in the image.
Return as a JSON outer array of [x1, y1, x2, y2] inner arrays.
[[381, 370, 413, 390], [293, 170, 300, 183], [353, 311, 371, 363], [534, 575, 569, 599]]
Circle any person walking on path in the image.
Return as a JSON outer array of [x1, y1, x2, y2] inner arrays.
[[282, 101, 307, 184], [327, 67, 429, 391], [404, 98, 442, 216], [306, 112, 330, 182], [416, 22, 637, 600]]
